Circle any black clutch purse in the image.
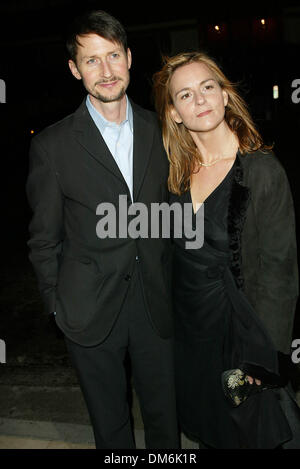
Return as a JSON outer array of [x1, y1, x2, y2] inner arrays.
[[222, 353, 292, 407], [222, 369, 261, 407], [221, 368, 281, 407]]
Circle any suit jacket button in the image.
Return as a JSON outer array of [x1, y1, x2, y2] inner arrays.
[[124, 274, 131, 281]]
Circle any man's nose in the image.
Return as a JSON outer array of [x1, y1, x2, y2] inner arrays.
[[101, 60, 113, 78]]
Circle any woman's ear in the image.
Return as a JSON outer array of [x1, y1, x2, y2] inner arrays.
[[170, 106, 183, 124], [222, 90, 228, 108]]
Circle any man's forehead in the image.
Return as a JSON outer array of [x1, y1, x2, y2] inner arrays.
[[76, 34, 122, 50]]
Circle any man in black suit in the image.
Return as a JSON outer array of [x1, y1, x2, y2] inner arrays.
[[26, 10, 178, 449]]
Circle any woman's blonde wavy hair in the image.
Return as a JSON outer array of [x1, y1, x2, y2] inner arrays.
[[152, 51, 272, 195]]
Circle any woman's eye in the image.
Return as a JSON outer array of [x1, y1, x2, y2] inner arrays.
[[203, 84, 214, 93], [181, 93, 191, 100]]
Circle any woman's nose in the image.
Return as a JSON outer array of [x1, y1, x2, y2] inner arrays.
[[195, 91, 206, 105]]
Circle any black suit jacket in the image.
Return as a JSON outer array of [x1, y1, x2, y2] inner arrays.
[[26, 98, 173, 346]]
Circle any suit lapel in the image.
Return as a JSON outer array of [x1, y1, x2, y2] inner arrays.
[[72, 99, 155, 201], [131, 102, 155, 201], [72, 99, 126, 185]]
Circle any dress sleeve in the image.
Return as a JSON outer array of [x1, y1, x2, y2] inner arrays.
[[250, 156, 298, 353]]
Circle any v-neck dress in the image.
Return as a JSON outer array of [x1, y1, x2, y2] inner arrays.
[[169, 159, 240, 448]]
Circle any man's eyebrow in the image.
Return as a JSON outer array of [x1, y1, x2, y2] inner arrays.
[[175, 78, 216, 97], [80, 54, 97, 61]]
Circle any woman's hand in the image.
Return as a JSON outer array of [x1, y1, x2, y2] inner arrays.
[[246, 375, 261, 386]]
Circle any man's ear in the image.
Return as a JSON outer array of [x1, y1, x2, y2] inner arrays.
[[68, 60, 82, 80], [170, 106, 183, 124], [127, 48, 132, 70]]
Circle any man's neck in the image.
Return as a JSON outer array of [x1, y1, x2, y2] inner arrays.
[[89, 94, 127, 125]]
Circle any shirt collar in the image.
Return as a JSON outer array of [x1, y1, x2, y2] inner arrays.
[[86, 94, 133, 133]]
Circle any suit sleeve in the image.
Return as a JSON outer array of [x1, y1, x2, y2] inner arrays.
[[26, 136, 64, 314], [252, 158, 299, 353]]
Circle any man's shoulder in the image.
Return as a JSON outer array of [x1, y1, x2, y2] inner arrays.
[[35, 114, 73, 141], [32, 100, 85, 146]]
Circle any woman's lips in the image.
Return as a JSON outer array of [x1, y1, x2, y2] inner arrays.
[[197, 110, 212, 117]]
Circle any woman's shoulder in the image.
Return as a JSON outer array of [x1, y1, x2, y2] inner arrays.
[[240, 149, 282, 170], [239, 149, 288, 188]]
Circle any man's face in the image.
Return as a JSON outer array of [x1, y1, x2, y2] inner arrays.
[[68, 33, 132, 103]]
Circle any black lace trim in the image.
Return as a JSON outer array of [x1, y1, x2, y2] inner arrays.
[[227, 156, 251, 289]]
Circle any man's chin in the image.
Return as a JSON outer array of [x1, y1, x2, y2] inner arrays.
[[91, 88, 126, 103]]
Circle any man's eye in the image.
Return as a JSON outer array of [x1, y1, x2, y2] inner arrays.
[[110, 53, 120, 59], [87, 59, 96, 64]]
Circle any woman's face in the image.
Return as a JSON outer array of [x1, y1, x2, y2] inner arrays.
[[169, 61, 228, 134]]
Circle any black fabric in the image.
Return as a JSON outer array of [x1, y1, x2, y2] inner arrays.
[[26, 99, 174, 346], [171, 160, 240, 448], [170, 157, 300, 448], [65, 263, 179, 449], [227, 154, 250, 290], [26, 98, 180, 449], [238, 151, 298, 354]]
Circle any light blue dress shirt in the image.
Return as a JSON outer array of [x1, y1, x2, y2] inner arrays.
[[86, 94, 134, 201]]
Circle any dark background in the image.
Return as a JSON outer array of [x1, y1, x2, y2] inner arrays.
[[0, 0, 300, 369]]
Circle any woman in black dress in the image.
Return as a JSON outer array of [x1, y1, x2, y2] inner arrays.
[[153, 52, 300, 448]]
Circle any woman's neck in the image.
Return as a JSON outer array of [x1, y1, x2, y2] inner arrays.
[[190, 123, 239, 165]]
